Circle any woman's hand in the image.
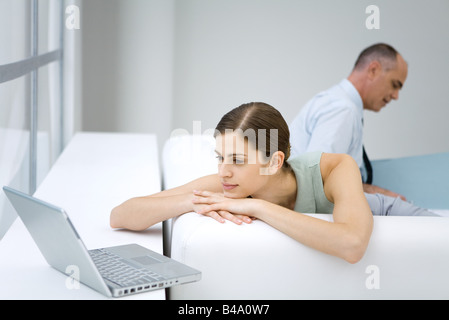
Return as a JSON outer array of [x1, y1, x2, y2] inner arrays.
[[191, 190, 257, 225]]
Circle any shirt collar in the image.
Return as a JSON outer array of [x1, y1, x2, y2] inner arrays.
[[339, 79, 363, 113]]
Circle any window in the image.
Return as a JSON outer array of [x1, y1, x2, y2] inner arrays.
[[0, 0, 65, 238]]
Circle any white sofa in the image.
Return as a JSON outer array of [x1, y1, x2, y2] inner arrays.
[[163, 135, 449, 299]]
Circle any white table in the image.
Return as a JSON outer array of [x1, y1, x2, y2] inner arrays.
[[0, 132, 164, 299]]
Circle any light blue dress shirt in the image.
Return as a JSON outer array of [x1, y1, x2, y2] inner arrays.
[[290, 79, 368, 181]]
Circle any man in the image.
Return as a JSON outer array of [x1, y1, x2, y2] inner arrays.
[[290, 43, 408, 199]]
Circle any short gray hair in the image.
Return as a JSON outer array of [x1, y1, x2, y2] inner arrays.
[[353, 43, 399, 71]]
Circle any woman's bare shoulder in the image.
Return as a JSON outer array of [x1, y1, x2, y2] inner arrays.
[[319, 153, 357, 180]]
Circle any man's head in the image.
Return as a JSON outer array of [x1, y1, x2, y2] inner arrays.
[[349, 43, 408, 112]]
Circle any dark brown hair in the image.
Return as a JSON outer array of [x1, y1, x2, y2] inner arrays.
[[214, 102, 291, 169]]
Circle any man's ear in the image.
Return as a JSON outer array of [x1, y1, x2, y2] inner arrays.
[[367, 60, 382, 80]]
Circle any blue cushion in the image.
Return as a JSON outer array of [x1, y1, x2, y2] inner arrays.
[[371, 152, 449, 209]]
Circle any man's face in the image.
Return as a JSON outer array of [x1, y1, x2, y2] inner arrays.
[[364, 55, 408, 112]]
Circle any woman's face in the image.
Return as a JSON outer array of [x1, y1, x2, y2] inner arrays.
[[215, 132, 270, 199]]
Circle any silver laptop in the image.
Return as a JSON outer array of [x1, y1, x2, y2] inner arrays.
[[3, 186, 201, 298]]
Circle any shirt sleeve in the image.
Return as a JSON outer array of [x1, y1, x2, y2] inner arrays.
[[305, 102, 357, 154]]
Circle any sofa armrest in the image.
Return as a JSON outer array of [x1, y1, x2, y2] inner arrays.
[[162, 134, 217, 256], [170, 212, 449, 299]]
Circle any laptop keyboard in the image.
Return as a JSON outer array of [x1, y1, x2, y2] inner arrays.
[[89, 248, 166, 288]]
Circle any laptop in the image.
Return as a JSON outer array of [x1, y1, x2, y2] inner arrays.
[[3, 186, 201, 298]]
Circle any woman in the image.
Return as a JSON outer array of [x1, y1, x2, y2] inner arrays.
[[110, 102, 433, 264]]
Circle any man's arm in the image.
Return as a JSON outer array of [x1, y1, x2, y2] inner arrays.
[[363, 183, 406, 201]]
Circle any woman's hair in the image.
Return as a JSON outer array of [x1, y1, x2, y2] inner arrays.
[[214, 102, 291, 169]]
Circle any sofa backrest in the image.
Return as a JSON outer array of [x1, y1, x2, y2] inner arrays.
[[162, 134, 217, 189], [372, 152, 449, 209]]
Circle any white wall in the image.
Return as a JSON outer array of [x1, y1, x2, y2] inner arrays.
[[82, 0, 449, 160], [82, 0, 174, 151]]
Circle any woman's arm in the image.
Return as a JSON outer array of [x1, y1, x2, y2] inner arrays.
[[260, 153, 373, 263], [110, 174, 222, 231], [321, 153, 373, 261], [194, 154, 373, 263]]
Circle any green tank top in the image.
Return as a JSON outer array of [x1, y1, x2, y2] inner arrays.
[[287, 151, 334, 214]]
